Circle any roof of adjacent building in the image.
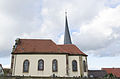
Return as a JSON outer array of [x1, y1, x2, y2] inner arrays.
[[102, 68, 120, 77], [12, 39, 87, 56], [88, 70, 107, 78]]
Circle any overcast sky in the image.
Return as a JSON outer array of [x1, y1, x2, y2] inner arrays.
[[0, 0, 120, 70]]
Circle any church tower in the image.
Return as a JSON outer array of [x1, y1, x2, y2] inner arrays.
[[64, 12, 72, 44]]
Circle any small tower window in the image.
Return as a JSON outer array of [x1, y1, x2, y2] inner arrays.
[[83, 60, 87, 72], [52, 59, 58, 72], [38, 59, 44, 71], [72, 60, 77, 71], [23, 60, 29, 73]]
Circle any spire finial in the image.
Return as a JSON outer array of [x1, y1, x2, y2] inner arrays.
[[65, 10, 67, 16]]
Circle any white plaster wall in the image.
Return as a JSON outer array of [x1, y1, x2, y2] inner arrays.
[[82, 56, 88, 77], [12, 55, 17, 76], [68, 56, 81, 77], [12, 54, 67, 77]]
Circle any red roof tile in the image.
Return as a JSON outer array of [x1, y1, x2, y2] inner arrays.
[[14, 39, 66, 54], [58, 44, 87, 55], [13, 39, 87, 56], [102, 68, 120, 77]]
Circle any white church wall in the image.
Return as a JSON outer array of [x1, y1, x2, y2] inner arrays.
[[82, 56, 88, 77], [68, 56, 81, 77], [12, 54, 67, 77], [12, 54, 18, 76]]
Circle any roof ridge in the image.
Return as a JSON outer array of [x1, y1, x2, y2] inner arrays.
[[57, 44, 75, 46], [20, 39, 52, 40]]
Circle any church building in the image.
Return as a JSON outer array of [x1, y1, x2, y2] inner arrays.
[[11, 13, 88, 77]]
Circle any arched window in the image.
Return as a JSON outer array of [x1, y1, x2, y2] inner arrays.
[[23, 60, 29, 72], [83, 60, 86, 72], [38, 59, 44, 71], [52, 59, 58, 72], [72, 60, 77, 71]]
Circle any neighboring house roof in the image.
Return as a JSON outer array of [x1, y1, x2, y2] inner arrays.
[[12, 39, 87, 56], [102, 68, 120, 77], [88, 70, 107, 78]]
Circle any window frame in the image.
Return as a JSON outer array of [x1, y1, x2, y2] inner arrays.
[[83, 60, 87, 72], [72, 60, 78, 72], [23, 59, 30, 73], [52, 59, 58, 72], [38, 59, 44, 71]]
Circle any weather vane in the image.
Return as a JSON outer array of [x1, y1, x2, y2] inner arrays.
[[65, 9, 67, 16]]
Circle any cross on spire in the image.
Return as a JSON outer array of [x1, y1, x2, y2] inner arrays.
[[64, 11, 72, 44]]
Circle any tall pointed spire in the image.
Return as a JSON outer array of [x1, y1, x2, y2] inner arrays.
[[64, 12, 72, 44]]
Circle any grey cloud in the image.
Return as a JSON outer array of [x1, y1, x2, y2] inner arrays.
[[0, 0, 42, 57], [72, 5, 120, 56]]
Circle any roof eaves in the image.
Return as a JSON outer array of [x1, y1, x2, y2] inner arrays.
[[11, 52, 69, 55]]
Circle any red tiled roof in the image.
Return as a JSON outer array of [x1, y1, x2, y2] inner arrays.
[[13, 39, 87, 56], [102, 68, 120, 77], [14, 39, 66, 54], [58, 44, 87, 55]]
